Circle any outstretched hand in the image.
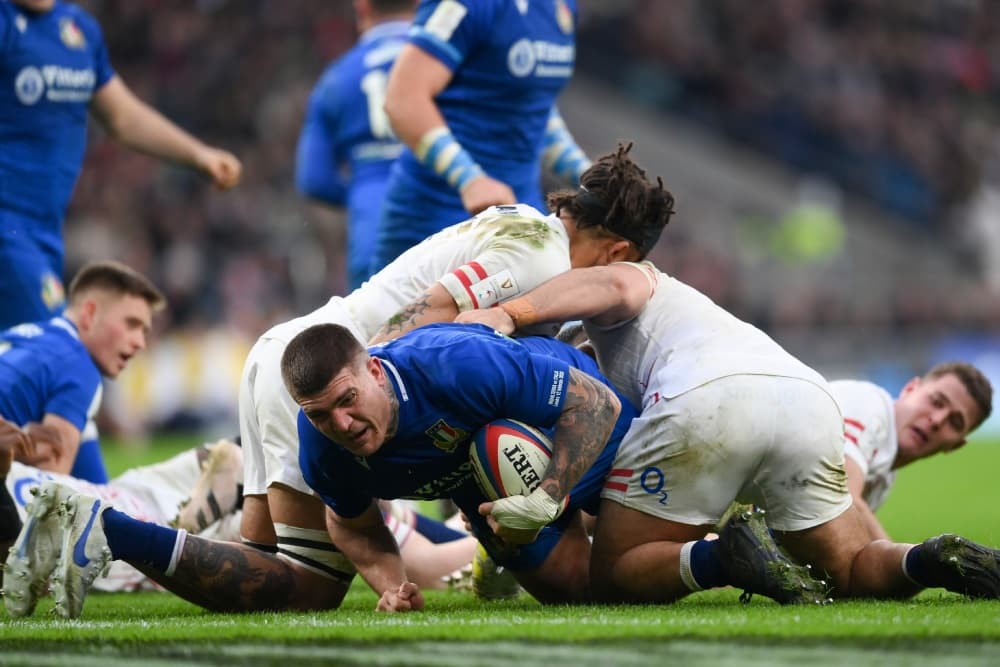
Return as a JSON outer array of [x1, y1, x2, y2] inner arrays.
[[376, 581, 425, 613], [196, 146, 243, 190]]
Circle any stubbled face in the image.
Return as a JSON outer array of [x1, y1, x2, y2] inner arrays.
[[80, 294, 153, 378], [14, 0, 56, 13], [297, 357, 395, 457], [894, 373, 982, 466]]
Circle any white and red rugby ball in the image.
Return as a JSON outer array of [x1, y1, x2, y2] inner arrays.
[[470, 419, 564, 503]]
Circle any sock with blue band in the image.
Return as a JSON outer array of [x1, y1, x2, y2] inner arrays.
[[102, 507, 186, 575], [413, 513, 468, 544], [679, 539, 727, 591]]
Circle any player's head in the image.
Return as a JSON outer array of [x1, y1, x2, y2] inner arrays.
[[13, 0, 56, 13], [894, 361, 993, 466], [282, 324, 396, 457], [355, 0, 416, 30], [548, 142, 675, 267], [65, 261, 165, 378]]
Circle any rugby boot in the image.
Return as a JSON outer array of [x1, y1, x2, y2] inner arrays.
[[913, 534, 1000, 599], [716, 508, 830, 605]]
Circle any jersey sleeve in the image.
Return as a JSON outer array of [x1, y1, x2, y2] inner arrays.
[[295, 69, 348, 205], [438, 208, 571, 311], [408, 0, 497, 72], [296, 410, 372, 518], [45, 360, 101, 432], [76, 7, 115, 89]]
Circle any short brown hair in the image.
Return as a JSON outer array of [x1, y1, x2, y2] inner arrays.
[[546, 142, 675, 258], [281, 323, 365, 399], [68, 260, 166, 311], [925, 361, 993, 429]]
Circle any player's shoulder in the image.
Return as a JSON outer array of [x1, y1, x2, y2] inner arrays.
[[829, 379, 889, 404]]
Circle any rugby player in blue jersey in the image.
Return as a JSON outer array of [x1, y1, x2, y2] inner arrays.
[[0, 260, 164, 484], [295, 0, 416, 290], [283, 323, 635, 609], [372, 0, 591, 272], [0, 0, 241, 330]]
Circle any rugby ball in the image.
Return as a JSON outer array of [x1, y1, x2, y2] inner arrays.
[[469, 419, 560, 501]]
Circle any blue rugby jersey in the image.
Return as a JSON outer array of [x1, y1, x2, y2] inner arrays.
[[295, 20, 409, 290], [298, 323, 635, 520], [371, 0, 578, 272], [0, 1, 114, 328], [0, 317, 108, 482]]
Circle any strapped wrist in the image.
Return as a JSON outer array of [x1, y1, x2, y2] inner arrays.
[[498, 299, 538, 329], [415, 127, 484, 192]]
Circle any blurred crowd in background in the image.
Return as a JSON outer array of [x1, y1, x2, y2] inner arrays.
[[61, 1, 999, 437]]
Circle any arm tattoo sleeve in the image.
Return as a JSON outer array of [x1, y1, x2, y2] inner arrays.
[[541, 367, 621, 501]]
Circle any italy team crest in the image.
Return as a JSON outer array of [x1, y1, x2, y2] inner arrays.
[[425, 419, 468, 453], [555, 0, 574, 35], [40, 272, 65, 311], [60, 18, 87, 49]]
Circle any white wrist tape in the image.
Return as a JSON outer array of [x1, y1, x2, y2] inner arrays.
[[490, 487, 567, 531]]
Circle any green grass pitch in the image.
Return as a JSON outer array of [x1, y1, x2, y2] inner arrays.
[[2, 434, 999, 666]]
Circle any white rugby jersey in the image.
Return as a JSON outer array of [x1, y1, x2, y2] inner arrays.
[[829, 379, 897, 511], [259, 204, 570, 346], [584, 262, 829, 410]]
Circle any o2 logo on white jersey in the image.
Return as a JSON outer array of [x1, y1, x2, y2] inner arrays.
[[507, 39, 536, 78], [14, 66, 44, 105]]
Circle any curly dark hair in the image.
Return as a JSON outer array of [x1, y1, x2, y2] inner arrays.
[[546, 142, 675, 257]]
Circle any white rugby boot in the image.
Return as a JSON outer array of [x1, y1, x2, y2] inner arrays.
[[50, 492, 112, 619], [2, 482, 74, 618], [173, 439, 243, 534]]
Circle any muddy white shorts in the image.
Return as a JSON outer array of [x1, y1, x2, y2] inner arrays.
[[601, 374, 852, 532]]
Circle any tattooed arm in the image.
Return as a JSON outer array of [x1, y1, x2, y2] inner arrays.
[[369, 283, 460, 344], [542, 367, 622, 500], [132, 535, 349, 612], [483, 366, 622, 543]]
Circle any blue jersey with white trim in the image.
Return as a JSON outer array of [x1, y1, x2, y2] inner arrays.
[[373, 0, 577, 270], [298, 323, 635, 520], [295, 20, 409, 289], [0, 316, 107, 482], [0, 1, 113, 227]]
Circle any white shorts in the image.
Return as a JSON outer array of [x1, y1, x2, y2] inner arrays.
[[240, 297, 362, 497], [602, 374, 852, 532]]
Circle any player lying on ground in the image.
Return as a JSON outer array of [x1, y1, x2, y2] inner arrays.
[[458, 261, 1000, 603], [831, 362, 992, 541]]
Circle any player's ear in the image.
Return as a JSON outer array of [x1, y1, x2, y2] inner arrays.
[[607, 238, 637, 263], [899, 377, 922, 397]]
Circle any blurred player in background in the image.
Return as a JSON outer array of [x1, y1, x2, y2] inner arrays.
[[833, 362, 993, 540], [461, 263, 1000, 603], [0, 0, 241, 330], [1, 145, 673, 618], [295, 0, 416, 290], [372, 0, 591, 272], [0, 261, 164, 483]]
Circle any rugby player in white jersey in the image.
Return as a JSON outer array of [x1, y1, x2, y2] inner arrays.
[[832, 362, 992, 541], [460, 262, 1000, 603], [13, 144, 675, 616]]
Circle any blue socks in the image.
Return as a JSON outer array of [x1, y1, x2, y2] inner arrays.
[[902, 544, 932, 588], [413, 513, 468, 544], [102, 507, 180, 573], [679, 539, 727, 590]]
